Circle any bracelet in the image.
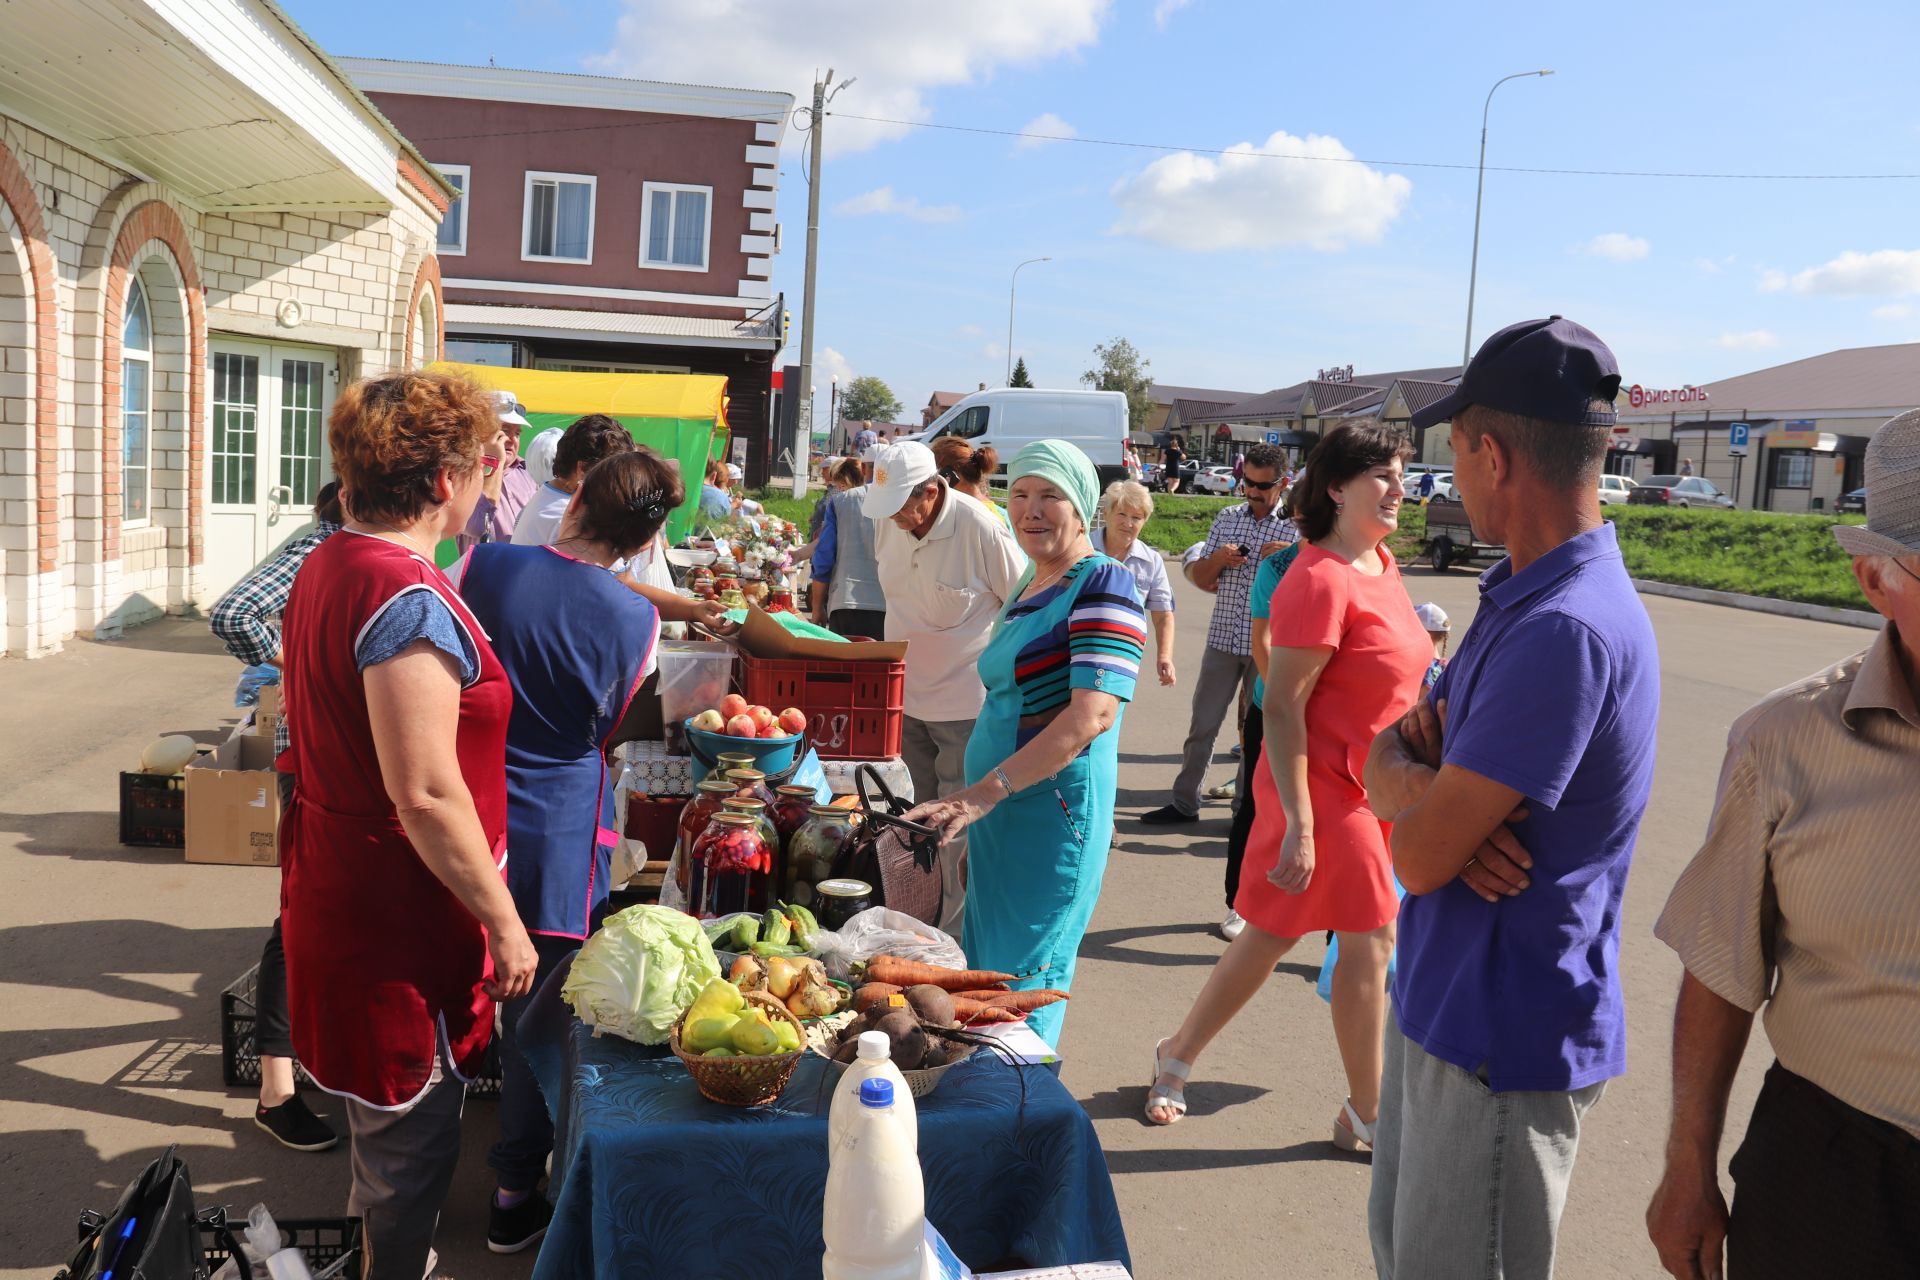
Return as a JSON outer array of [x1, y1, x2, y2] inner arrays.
[[992, 765, 1017, 797]]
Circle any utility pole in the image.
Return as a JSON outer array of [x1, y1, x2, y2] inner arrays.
[[1462, 70, 1552, 365], [791, 70, 833, 496]]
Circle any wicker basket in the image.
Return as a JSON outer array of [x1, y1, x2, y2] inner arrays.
[[670, 990, 807, 1106]]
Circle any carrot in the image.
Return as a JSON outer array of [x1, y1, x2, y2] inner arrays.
[[947, 986, 1015, 1000], [976, 989, 1069, 1014], [866, 955, 1018, 991], [852, 982, 902, 1014]]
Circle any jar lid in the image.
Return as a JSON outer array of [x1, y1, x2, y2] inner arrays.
[[726, 768, 767, 782], [722, 797, 766, 812], [807, 804, 850, 817], [715, 753, 756, 764], [697, 778, 739, 794], [711, 812, 756, 827], [776, 784, 816, 797], [815, 878, 872, 898]]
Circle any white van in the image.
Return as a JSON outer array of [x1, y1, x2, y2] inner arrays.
[[919, 388, 1129, 486]]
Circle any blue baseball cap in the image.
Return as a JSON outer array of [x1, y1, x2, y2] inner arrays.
[[1411, 316, 1622, 432]]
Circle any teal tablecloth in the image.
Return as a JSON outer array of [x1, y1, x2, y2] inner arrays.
[[521, 955, 1129, 1279]]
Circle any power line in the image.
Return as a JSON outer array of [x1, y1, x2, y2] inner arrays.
[[830, 112, 1920, 182]]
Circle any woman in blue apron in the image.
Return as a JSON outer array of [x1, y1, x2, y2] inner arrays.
[[907, 441, 1147, 1045], [452, 449, 676, 1254]]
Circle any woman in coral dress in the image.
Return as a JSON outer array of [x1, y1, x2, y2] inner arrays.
[[1147, 425, 1431, 1152]]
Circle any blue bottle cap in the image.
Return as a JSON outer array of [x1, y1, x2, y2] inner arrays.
[[858, 1077, 894, 1107]]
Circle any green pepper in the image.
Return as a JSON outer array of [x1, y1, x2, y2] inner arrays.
[[759, 909, 792, 948]]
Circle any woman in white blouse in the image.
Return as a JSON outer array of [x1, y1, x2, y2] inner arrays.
[[1092, 481, 1177, 687]]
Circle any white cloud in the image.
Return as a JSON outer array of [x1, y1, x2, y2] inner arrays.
[[1872, 303, 1914, 321], [1775, 248, 1920, 296], [1717, 329, 1780, 351], [819, 346, 854, 387], [1016, 113, 1076, 149], [1154, 0, 1196, 28], [1108, 130, 1411, 252], [1759, 268, 1788, 292], [1580, 232, 1650, 262], [593, 0, 1110, 154], [835, 186, 962, 223]]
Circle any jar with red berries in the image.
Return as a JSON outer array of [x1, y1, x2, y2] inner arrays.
[[675, 778, 739, 897], [693, 812, 772, 918], [725, 767, 776, 810]]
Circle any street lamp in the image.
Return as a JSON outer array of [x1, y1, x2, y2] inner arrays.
[[1007, 256, 1051, 383], [1462, 70, 1552, 365]]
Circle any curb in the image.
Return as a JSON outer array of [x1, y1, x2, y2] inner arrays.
[[1630, 579, 1882, 630]]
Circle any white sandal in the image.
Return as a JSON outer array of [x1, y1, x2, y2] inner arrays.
[[1145, 1037, 1192, 1125], [1333, 1098, 1374, 1153]]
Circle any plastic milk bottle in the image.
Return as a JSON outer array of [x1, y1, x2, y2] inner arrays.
[[822, 1076, 925, 1280], [828, 1030, 914, 1153]]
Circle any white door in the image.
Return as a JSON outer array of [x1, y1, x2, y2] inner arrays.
[[204, 339, 337, 598]]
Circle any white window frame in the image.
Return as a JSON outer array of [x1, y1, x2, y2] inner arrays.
[[435, 163, 469, 255], [638, 181, 713, 273], [122, 276, 153, 527], [521, 170, 596, 264]]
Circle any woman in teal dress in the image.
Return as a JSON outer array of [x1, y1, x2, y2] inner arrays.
[[907, 441, 1147, 1044]]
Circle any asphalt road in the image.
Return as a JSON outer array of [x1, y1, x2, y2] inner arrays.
[[0, 565, 1877, 1278]]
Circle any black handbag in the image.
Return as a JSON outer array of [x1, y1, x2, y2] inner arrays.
[[57, 1145, 211, 1280], [833, 764, 944, 926]]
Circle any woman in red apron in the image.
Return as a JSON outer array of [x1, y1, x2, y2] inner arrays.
[[278, 370, 537, 1280]]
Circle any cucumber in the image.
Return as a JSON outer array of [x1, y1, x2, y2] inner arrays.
[[759, 909, 792, 948], [785, 901, 820, 937], [729, 915, 759, 953], [749, 941, 804, 958]]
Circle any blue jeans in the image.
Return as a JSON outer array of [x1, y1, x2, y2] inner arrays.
[[1368, 1011, 1606, 1279], [487, 933, 583, 1193]]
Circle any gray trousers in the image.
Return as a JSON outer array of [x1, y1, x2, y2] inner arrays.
[[1170, 645, 1255, 816], [1369, 1012, 1605, 1279], [900, 714, 975, 938], [346, 1062, 466, 1280]]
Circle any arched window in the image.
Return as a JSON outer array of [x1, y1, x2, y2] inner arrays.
[[123, 278, 152, 522], [413, 292, 436, 368]]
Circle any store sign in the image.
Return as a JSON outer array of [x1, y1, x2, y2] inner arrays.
[[1625, 384, 1710, 409], [1769, 429, 1821, 450], [1317, 365, 1355, 383], [1610, 436, 1641, 452]]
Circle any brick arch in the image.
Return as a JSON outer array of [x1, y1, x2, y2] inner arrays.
[[402, 252, 443, 368], [0, 138, 60, 580], [103, 200, 205, 569]]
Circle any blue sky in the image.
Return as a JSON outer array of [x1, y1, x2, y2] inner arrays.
[[290, 0, 1920, 416]]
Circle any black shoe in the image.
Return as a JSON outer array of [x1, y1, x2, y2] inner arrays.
[[254, 1095, 338, 1152], [1139, 803, 1198, 825], [488, 1193, 553, 1255]]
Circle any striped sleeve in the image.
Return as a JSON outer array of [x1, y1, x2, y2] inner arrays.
[[1067, 561, 1147, 701]]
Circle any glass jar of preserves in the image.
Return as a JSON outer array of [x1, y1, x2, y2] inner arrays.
[[813, 878, 874, 932], [765, 586, 797, 615], [770, 784, 818, 847], [786, 805, 858, 907], [720, 798, 778, 854], [693, 812, 772, 918], [676, 778, 741, 896], [725, 768, 776, 810]]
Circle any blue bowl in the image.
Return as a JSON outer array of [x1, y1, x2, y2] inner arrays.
[[685, 718, 802, 783]]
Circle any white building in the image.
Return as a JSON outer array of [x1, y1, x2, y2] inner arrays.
[[0, 0, 453, 657]]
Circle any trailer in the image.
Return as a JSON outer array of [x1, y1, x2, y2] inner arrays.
[[1422, 497, 1506, 572]]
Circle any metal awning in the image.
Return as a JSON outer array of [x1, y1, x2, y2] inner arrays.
[[0, 0, 433, 210], [446, 303, 780, 350]]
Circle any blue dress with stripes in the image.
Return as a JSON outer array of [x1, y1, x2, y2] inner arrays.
[[961, 555, 1146, 1044]]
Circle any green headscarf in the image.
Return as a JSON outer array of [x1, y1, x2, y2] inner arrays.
[[1007, 439, 1099, 532]]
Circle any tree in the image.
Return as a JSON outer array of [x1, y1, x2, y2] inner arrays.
[[1009, 357, 1034, 388], [1081, 337, 1154, 432], [839, 375, 902, 425]]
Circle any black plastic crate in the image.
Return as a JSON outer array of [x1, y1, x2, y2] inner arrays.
[[201, 1216, 362, 1278], [221, 964, 501, 1098], [120, 771, 186, 848]]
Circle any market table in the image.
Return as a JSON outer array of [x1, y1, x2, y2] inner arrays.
[[519, 957, 1130, 1280]]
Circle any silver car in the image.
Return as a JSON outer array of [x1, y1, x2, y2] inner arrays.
[[1627, 474, 1734, 509]]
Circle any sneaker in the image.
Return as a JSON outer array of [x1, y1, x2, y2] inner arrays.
[[487, 1193, 554, 1255], [254, 1095, 338, 1152], [1220, 909, 1246, 942], [1207, 778, 1238, 800], [1139, 804, 1198, 825]]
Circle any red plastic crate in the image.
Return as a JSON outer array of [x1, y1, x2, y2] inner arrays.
[[739, 651, 905, 760]]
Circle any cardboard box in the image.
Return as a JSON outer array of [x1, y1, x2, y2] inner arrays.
[[256, 684, 283, 717], [185, 734, 281, 866]]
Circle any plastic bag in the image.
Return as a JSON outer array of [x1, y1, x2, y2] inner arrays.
[[233, 663, 280, 708], [811, 906, 965, 982]]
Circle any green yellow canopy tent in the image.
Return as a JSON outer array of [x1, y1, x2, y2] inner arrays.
[[429, 362, 730, 560]]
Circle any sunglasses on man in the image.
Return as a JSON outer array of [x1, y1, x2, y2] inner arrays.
[[1242, 477, 1280, 492]]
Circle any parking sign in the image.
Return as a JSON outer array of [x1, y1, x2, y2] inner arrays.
[[1264, 431, 1281, 446], [1727, 421, 1751, 457]]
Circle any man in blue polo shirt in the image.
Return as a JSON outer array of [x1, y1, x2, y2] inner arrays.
[[1363, 317, 1660, 1278]]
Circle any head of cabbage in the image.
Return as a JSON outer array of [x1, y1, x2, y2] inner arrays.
[[561, 905, 720, 1044]]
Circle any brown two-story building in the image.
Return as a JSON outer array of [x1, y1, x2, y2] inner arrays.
[[343, 59, 793, 479]]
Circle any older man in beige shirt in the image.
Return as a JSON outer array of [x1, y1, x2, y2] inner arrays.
[[868, 440, 1025, 936], [1647, 408, 1920, 1280]]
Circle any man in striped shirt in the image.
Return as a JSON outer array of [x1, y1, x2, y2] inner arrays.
[[1648, 409, 1920, 1280]]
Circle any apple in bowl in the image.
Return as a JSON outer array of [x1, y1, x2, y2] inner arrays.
[[689, 709, 726, 734], [777, 707, 808, 736], [724, 713, 760, 738]]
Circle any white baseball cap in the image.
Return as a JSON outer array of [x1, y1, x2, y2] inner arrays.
[[867, 441, 938, 520], [490, 389, 530, 429], [1414, 602, 1451, 633]]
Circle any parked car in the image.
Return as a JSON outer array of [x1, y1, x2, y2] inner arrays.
[[1626, 475, 1734, 509], [1836, 488, 1867, 514], [1191, 465, 1239, 496], [1598, 474, 1637, 505], [1145, 460, 1200, 492], [921, 387, 1129, 486]]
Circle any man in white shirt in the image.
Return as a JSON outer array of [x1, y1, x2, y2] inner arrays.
[[512, 414, 633, 546], [869, 441, 1026, 936]]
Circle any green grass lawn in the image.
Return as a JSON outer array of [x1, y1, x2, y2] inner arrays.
[[753, 490, 1870, 612]]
